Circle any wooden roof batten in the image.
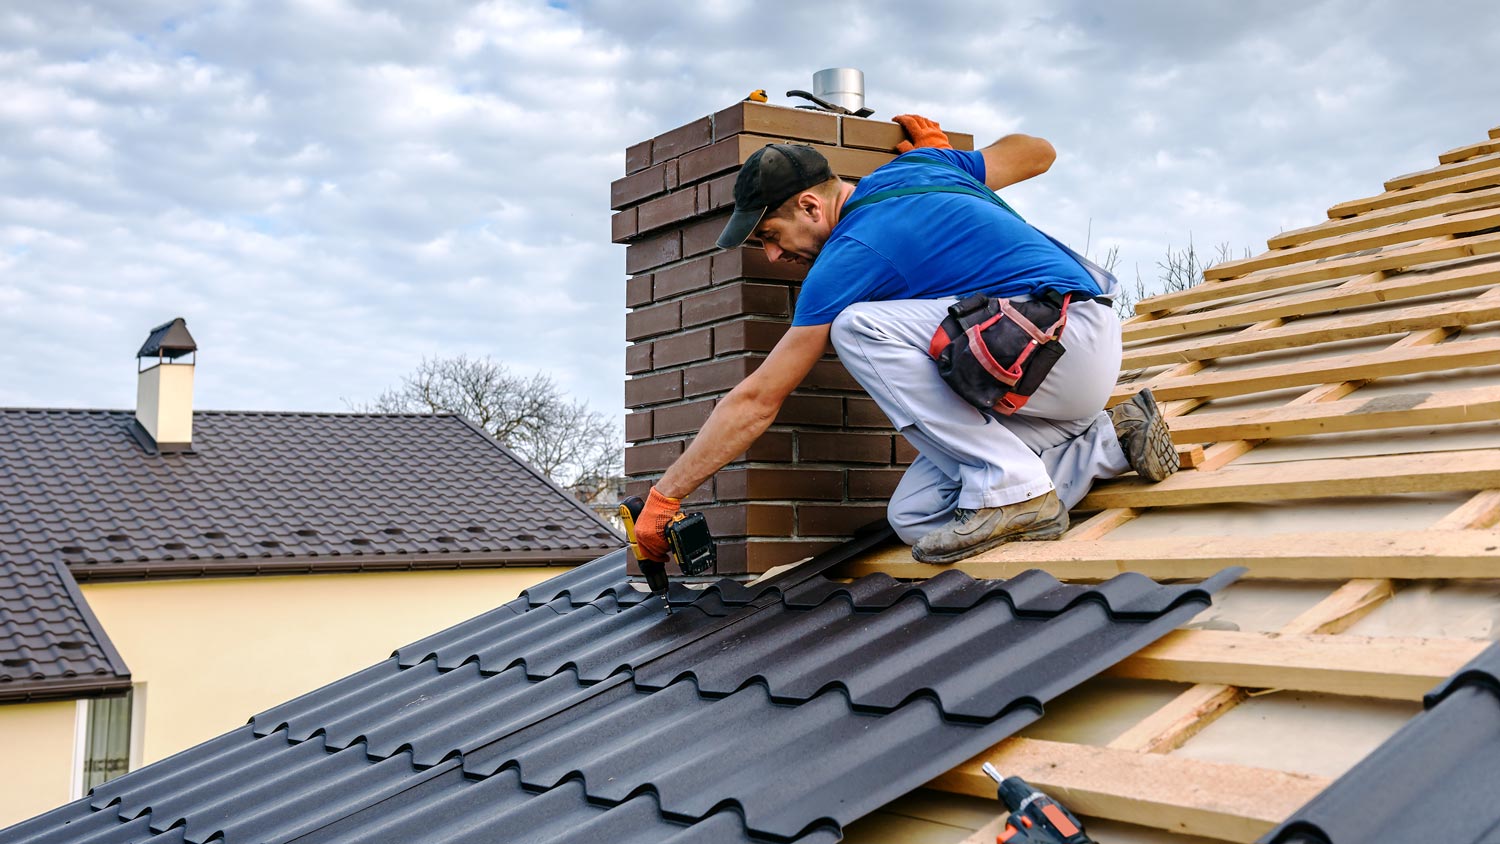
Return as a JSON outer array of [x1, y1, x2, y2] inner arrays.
[[844, 123, 1500, 842]]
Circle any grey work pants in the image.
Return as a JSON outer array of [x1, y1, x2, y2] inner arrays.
[[829, 296, 1130, 544]]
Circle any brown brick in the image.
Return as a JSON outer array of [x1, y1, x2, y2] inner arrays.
[[841, 116, 975, 152], [701, 503, 795, 538], [713, 101, 840, 144], [797, 504, 888, 537], [625, 230, 682, 275], [652, 328, 713, 367], [652, 255, 714, 299], [681, 213, 728, 258], [683, 484, 715, 507], [624, 300, 680, 341], [624, 370, 682, 408], [802, 360, 861, 391], [800, 431, 891, 464], [624, 478, 652, 499], [626, 139, 653, 174], [664, 160, 679, 190], [739, 431, 793, 463], [893, 437, 919, 465], [678, 137, 741, 184], [703, 173, 736, 212], [636, 189, 699, 234], [682, 283, 791, 327], [624, 411, 652, 443], [775, 394, 843, 426], [625, 341, 652, 374], [652, 116, 713, 164], [611, 208, 638, 243], [712, 246, 807, 283], [624, 440, 683, 474], [714, 319, 789, 355], [654, 398, 716, 436], [626, 274, 652, 308], [845, 397, 890, 428], [847, 468, 904, 500], [715, 468, 844, 501], [683, 355, 762, 397], [696, 183, 712, 215], [610, 163, 667, 210]]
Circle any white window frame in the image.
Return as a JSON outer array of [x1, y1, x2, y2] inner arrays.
[[71, 684, 142, 799]]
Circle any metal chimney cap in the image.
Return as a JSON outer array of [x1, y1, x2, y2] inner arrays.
[[137, 317, 197, 359]]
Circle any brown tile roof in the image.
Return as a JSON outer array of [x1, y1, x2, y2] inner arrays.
[[0, 408, 622, 703]]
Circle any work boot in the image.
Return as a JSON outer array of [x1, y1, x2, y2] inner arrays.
[[1108, 387, 1179, 482], [911, 490, 1068, 565]]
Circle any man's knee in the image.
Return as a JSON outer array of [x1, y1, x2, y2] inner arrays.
[[886, 500, 932, 545]]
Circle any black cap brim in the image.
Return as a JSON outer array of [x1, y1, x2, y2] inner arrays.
[[716, 204, 767, 250]]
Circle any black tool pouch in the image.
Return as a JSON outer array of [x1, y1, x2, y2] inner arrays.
[[927, 293, 1071, 416]]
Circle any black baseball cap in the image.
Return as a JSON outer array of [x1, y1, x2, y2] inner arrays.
[[716, 143, 836, 249]]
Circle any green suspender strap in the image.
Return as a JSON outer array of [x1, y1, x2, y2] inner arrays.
[[836, 153, 1117, 304], [839, 156, 1026, 221]]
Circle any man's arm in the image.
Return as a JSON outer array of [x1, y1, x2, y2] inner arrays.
[[979, 134, 1056, 191], [655, 323, 830, 498]]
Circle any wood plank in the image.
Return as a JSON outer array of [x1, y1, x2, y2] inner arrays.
[[1107, 630, 1486, 700], [1280, 579, 1394, 636], [929, 738, 1329, 843], [1109, 579, 1395, 755], [1115, 336, 1497, 404], [1124, 258, 1500, 343], [1492, 126, 1500, 140], [1107, 684, 1245, 754], [1167, 384, 1500, 444], [845, 529, 1500, 581], [1385, 151, 1500, 192], [1204, 206, 1500, 281], [1079, 448, 1500, 511], [1135, 230, 1500, 315], [1271, 183, 1500, 250], [1435, 489, 1500, 530], [1327, 164, 1500, 219], [1440, 138, 1500, 165]]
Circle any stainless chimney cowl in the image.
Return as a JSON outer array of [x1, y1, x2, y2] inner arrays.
[[811, 68, 865, 114]]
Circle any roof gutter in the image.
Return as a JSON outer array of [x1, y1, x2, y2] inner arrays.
[[67, 546, 622, 583]]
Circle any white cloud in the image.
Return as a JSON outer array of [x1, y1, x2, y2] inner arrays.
[[0, 0, 1497, 423]]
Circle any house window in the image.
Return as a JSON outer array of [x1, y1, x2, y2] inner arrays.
[[81, 691, 132, 790]]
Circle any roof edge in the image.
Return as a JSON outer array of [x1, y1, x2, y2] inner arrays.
[[0, 675, 133, 706], [449, 414, 626, 541], [50, 560, 132, 680], [67, 546, 620, 583]]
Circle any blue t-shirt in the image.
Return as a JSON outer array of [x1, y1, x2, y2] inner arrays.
[[792, 148, 1101, 326]]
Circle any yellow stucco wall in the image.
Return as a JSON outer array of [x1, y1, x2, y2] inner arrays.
[[0, 701, 78, 827], [78, 567, 557, 767]]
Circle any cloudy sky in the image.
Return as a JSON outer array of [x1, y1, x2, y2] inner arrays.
[[3, 1, 1497, 423]]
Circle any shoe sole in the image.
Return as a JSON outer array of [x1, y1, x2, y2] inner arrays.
[[912, 513, 1069, 565], [1129, 388, 1180, 483]]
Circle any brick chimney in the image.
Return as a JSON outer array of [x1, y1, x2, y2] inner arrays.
[[614, 100, 974, 576]]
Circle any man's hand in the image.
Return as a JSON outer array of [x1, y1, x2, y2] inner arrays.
[[635, 487, 681, 562], [893, 113, 954, 153]]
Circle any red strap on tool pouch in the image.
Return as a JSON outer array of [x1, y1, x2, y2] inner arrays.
[[928, 293, 1072, 416]]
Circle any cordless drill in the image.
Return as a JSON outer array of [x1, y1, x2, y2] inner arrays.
[[983, 762, 1095, 844], [618, 496, 716, 612]]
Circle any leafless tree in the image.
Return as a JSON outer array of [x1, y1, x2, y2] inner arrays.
[[1111, 238, 1250, 320], [352, 355, 623, 502]]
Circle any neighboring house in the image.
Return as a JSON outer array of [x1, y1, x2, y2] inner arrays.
[[0, 319, 622, 826], [8, 114, 1500, 844]]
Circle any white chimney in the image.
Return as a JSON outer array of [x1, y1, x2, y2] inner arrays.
[[135, 317, 197, 452]]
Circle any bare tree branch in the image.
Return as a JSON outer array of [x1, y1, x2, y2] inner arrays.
[[348, 354, 623, 498]]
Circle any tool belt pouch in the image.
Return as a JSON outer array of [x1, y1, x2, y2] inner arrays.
[[928, 293, 1071, 416]]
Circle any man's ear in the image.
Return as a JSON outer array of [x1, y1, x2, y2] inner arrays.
[[799, 191, 822, 222]]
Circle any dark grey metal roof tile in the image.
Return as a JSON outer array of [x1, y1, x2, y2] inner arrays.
[[6, 538, 1237, 844]]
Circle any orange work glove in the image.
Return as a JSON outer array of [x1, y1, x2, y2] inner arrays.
[[634, 487, 681, 562], [893, 113, 954, 154]]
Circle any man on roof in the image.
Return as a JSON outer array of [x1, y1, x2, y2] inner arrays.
[[634, 115, 1178, 566]]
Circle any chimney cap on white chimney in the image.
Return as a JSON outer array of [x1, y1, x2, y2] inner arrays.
[[137, 317, 197, 361]]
